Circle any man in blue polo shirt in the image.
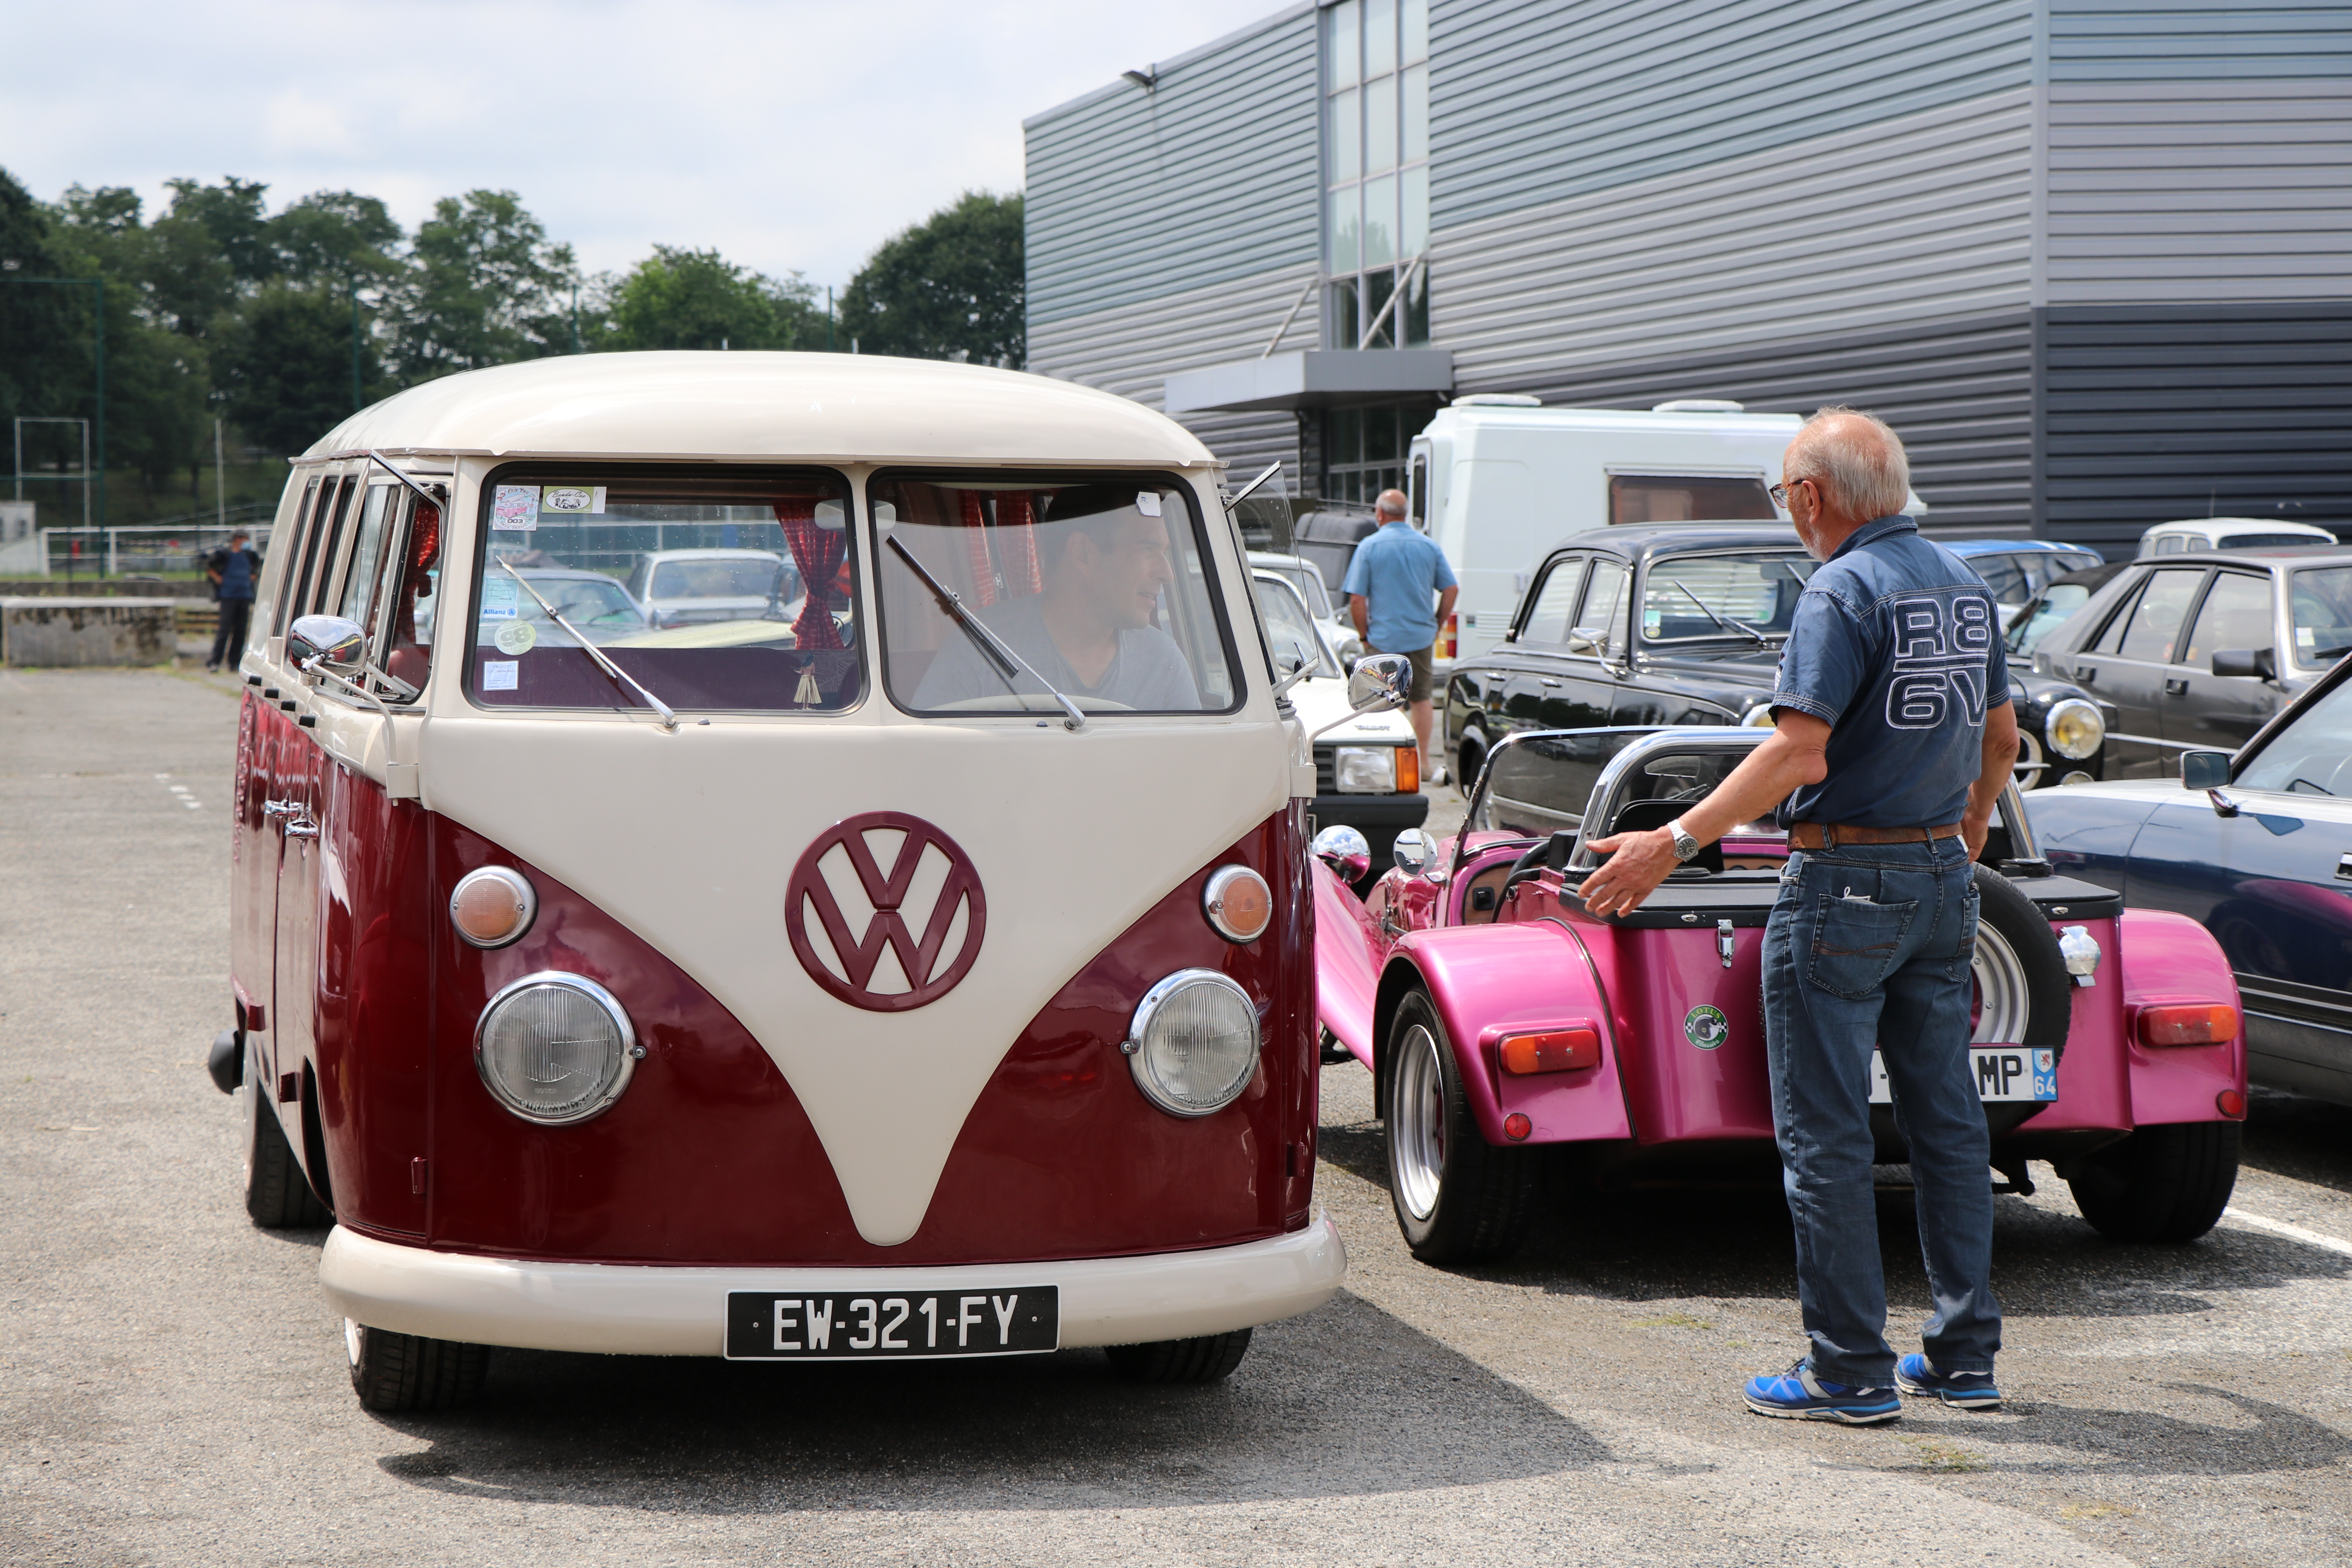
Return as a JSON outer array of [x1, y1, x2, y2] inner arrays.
[[1580, 408, 2018, 1425], [1341, 488, 1457, 778]]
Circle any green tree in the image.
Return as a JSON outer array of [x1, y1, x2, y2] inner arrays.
[[604, 245, 824, 351], [216, 282, 389, 453], [388, 190, 576, 377], [838, 191, 1023, 367], [269, 191, 402, 287], [0, 168, 83, 439]]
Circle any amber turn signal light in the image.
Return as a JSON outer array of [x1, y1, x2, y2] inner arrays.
[[1202, 865, 1273, 944], [450, 866, 538, 949], [1499, 1027, 1601, 1075], [1395, 745, 1420, 795], [2137, 1003, 2239, 1048]]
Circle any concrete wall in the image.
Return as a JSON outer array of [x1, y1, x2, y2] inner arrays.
[[0, 599, 179, 666]]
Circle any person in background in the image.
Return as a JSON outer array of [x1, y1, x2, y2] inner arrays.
[[1579, 408, 2016, 1425], [205, 530, 261, 673], [1342, 488, 1457, 782]]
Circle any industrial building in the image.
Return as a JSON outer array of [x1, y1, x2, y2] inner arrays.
[[1023, 0, 2352, 550]]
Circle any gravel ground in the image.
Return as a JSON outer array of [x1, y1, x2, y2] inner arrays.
[[3, 668, 2348, 1566]]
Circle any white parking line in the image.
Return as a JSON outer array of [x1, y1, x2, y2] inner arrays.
[[156, 774, 203, 810], [2222, 1207, 2352, 1258]]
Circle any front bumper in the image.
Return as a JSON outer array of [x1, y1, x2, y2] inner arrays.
[[320, 1217, 1347, 1356]]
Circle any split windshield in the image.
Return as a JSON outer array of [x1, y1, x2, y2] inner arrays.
[[464, 470, 860, 713], [872, 473, 1240, 716]]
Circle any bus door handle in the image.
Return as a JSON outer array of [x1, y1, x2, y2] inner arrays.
[[282, 818, 319, 840], [2165, 677, 2189, 696], [263, 799, 298, 819]]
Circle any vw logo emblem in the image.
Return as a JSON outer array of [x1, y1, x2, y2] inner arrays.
[[786, 811, 987, 1013]]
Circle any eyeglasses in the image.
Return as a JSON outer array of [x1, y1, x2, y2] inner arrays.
[[1768, 478, 1815, 508]]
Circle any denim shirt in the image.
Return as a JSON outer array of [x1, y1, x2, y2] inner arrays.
[[1770, 515, 2009, 829]]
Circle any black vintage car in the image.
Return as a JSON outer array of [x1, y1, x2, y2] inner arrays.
[[1444, 524, 2111, 811], [2024, 546, 2352, 779]]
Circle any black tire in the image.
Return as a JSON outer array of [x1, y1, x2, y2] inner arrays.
[[345, 1319, 490, 1411], [1103, 1329, 1252, 1385], [1458, 726, 1489, 796], [2067, 1121, 2241, 1243], [1383, 989, 1541, 1264], [244, 1049, 331, 1229]]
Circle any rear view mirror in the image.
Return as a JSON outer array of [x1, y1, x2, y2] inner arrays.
[[1348, 652, 1412, 713], [1392, 828, 1436, 875], [287, 614, 367, 676], [2180, 750, 2232, 790], [2211, 648, 2276, 681], [1311, 824, 1370, 882], [1566, 625, 1605, 654]]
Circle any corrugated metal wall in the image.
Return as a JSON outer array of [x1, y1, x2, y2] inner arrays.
[[2047, 1, 2352, 80]]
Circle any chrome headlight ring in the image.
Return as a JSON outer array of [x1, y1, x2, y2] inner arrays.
[[474, 971, 640, 1126], [1120, 968, 1263, 1119], [2045, 697, 2105, 761]]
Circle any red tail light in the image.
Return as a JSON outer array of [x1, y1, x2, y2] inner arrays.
[[1499, 1027, 1601, 1075], [1437, 612, 1457, 660], [2137, 1003, 2238, 1048]]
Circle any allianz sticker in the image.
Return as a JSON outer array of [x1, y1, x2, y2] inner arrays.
[[493, 620, 537, 655], [1684, 1004, 1729, 1050], [478, 575, 519, 621]]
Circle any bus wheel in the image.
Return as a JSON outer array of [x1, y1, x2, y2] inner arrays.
[[2067, 1122, 2241, 1243], [1385, 989, 1540, 1264], [1104, 1329, 1252, 1384], [346, 1319, 490, 1412], [243, 1058, 330, 1229]]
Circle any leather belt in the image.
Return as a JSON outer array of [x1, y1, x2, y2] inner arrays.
[[1788, 820, 1962, 850]]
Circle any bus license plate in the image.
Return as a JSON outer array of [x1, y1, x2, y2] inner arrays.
[[724, 1287, 1060, 1360], [1869, 1048, 2057, 1105]]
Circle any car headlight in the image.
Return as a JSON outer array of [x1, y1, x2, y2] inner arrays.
[[2045, 697, 2104, 760], [1740, 703, 1777, 728], [1333, 745, 1397, 793], [1120, 969, 1261, 1118], [475, 972, 639, 1125]]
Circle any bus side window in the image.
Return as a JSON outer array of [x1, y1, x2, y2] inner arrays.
[[376, 494, 441, 696], [337, 485, 395, 637], [258, 475, 323, 639]]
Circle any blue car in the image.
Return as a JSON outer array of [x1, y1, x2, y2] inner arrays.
[[1946, 539, 2106, 630], [2024, 651, 2352, 1105]]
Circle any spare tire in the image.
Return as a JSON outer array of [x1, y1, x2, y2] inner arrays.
[[1871, 862, 2072, 1153]]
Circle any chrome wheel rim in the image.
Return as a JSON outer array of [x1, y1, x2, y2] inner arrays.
[[1390, 1024, 1446, 1221], [1971, 919, 2031, 1044]]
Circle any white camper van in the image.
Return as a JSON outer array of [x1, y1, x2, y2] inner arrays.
[[1408, 398, 1802, 666]]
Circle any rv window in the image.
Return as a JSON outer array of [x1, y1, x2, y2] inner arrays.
[[462, 468, 858, 714], [277, 474, 346, 636], [259, 475, 321, 636], [336, 485, 396, 633], [874, 473, 1241, 717], [1609, 475, 1777, 526]]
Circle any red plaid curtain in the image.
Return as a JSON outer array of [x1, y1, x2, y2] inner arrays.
[[771, 498, 843, 651], [997, 492, 1043, 597], [959, 491, 998, 606]]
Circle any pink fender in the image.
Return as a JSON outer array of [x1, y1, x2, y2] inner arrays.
[[1313, 861, 1383, 1066], [2117, 907, 2247, 1127], [1388, 920, 1634, 1147]]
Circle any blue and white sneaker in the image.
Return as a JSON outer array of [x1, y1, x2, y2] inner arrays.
[[1743, 1361, 1902, 1424], [1895, 1354, 2002, 1409]]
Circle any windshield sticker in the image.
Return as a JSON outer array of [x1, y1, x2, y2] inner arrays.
[[493, 621, 537, 655], [1684, 1005, 1729, 1050], [479, 576, 519, 621], [480, 659, 519, 691], [1134, 490, 1162, 517], [492, 485, 540, 531], [540, 485, 606, 517]]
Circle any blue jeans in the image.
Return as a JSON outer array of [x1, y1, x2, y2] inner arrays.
[[1762, 837, 2001, 1385]]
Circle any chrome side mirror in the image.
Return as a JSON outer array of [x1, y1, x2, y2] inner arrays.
[[2180, 750, 2232, 790], [1311, 824, 1370, 882], [1565, 625, 1604, 654], [1347, 652, 1412, 713], [287, 614, 367, 677], [1392, 827, 1436, 875]]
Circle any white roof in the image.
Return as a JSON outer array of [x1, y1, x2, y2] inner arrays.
[[1430, 402, 1804, 436], [301, 352, 1214, 469], [2151, 517, 2332, 534]]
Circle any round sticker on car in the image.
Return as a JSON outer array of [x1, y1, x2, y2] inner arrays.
[[1684, 1005, 1729, 1050], [493, 620, 537, 655]]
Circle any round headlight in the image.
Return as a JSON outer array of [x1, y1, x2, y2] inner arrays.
[[1740, 703, 1777, 728], [1121, 969, 1261, 1118], [475, 972, 637, 1125], [1203, 865, 1273, 943], [450, 866, 537, 948], [2045, 697, 2104, 760]]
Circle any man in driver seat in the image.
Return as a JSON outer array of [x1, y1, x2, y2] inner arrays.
[[913, 485, 1202, 711]]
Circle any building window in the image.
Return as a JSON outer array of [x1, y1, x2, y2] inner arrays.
[[1325, 0, 1429, 351], [1324, 403, 1429, 506]]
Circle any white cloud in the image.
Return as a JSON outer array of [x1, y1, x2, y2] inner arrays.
[[2, 0, 1278, 286]]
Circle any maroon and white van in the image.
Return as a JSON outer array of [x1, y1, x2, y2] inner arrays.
[[208, 352, 1358, 1409]]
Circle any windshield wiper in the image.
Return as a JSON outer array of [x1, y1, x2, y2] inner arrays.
[[498, 561, 679, 732], [1660, 577, 1773, 646], [886, 534, 1086, 731]]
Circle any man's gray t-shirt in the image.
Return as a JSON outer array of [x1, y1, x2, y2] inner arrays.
[[911, 595, 1202, 711]]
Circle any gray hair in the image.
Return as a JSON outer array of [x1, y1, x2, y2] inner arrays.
[[1787, 406, 1911, 518]]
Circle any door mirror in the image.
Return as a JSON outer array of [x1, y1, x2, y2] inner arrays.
[[1310, 824, 1371, 882], [286, 614, 367, 676], [2211, 647, 2276, 681], [1392, 827, 1436, 875], [2180, 750, 2233, 790], [1348, 652, 1412, 713], [1566, 625, 1605, 655]]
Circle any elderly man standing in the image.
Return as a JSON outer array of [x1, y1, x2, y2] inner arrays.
[[1580, 408, 2016, 1424], [1342, 488, 1457, 779]]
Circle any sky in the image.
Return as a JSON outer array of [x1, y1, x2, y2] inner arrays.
[[4, 0, 1281, 290]]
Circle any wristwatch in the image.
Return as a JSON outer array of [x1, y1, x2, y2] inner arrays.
[[1669, 820, 1702, 863]]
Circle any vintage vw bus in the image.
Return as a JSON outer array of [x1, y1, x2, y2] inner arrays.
[[206, 353, 1355, 1409]]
